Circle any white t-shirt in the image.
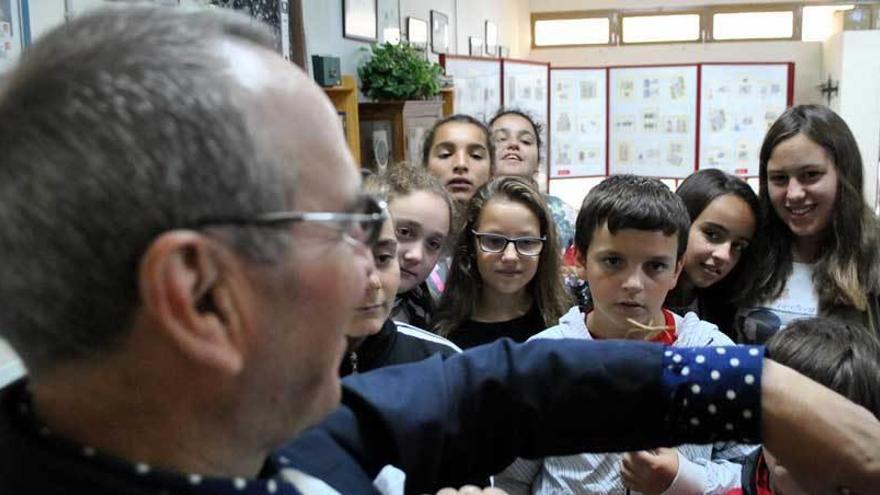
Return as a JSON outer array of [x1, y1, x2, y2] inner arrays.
[[737, 262, 819, 344]]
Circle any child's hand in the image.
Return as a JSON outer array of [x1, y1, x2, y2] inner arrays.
[[620, 447, 679, 494]]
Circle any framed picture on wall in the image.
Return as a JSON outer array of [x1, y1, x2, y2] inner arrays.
[[485, 21, 497, 56], [431, 10, 449, 54], [407, 16, 428, 49], [469, 37, 483, 57], [342, 0, 378, 42]]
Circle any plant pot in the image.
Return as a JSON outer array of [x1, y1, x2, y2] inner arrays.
[[359, 99, 444, 171]]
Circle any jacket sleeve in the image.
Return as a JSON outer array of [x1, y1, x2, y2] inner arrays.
[[294, 339, 764, 495]]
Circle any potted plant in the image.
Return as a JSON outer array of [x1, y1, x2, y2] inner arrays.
[[358, 42, 442, 101], [357, 43, 445, 168]]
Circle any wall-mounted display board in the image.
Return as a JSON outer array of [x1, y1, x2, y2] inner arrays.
[[609, 65, 698, 178], [440, 55, 501, 124], [549, 68, 607, 179], [503, 59, 550, 181], [699, 63, 793, 177]]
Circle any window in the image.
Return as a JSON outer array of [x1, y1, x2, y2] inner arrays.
[[530, 3, 864, 47], [802, 5, 855, 42], [532, 13, 611, 47], [622, 14, 702, 43], [712, 10, 796, 40]]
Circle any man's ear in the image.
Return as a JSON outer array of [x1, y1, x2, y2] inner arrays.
[[138, 231, 245, 375]]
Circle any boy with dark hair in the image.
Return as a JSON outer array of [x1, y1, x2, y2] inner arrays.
[[727, 317, 880, 495], [497, 174, 753, 494]]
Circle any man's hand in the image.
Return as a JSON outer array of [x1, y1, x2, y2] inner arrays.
[[432, 486, 508, 495], [620, 447, 679, 494]]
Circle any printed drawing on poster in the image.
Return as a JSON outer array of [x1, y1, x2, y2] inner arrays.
[[556, 112, 572, 133], [618, 79, 634, 100], [576, 114, 601, 135]]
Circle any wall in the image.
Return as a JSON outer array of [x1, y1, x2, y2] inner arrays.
[[303, 0, 529, 94], [824, 30, 880, 208]]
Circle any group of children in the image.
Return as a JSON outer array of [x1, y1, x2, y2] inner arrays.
[[338, 103, 880, 494]]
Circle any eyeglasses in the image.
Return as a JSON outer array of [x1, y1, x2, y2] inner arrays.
[[471, 230, 546, 256], [194, 195, 388, 248]]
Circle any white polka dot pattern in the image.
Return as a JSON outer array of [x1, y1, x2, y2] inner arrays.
[[662, 345, 763, 444]]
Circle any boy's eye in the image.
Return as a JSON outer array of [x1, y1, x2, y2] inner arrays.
[[601, 256, 623, 269], [646, 261, 668, 273], [470, 152, 486, 160]]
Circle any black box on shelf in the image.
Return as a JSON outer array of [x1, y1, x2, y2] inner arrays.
[[312, 55, 341, 87]]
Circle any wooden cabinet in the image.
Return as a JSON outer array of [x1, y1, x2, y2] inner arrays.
[[322, 75, 361, 165]]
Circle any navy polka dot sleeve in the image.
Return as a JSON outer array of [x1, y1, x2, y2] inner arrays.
[[662, 345, 764, 444]]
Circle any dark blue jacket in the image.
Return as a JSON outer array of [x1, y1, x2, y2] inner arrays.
[[0, 339, 762, 494]]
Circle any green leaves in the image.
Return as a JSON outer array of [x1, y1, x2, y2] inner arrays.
[[358, 43, 442, 101]]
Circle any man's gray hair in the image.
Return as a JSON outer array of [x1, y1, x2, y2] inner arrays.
[[0, 6, 295, 376]]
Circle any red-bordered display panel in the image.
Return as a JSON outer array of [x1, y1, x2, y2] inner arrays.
[[608, 64, 699, 179], [548, 67, 608, 179], [698, 62, 794, 177]]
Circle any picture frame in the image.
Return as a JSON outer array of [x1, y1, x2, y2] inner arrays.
[[484, 21, 498, 56], [342, 0, 378, 42], [430, 10, 449, 54], [469, 37, 483, 57], [407, 16, 428, 50]]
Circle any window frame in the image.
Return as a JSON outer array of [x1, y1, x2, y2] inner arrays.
[[530, 10, 615, 49], [619, 9, 707, 46], [706, 3, 801, 43]]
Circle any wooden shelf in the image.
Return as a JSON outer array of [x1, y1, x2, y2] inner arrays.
[[322, 75, 361, 165]]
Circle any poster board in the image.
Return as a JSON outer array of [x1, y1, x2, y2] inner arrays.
[[441, 55, 501, 124], [549, 68, 607, 178], [609, 65, 698, 178], [699, 63, 793, 177], [503, 60, 550, 181]]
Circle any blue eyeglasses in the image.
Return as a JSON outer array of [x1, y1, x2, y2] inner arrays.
[[194, 195, 388, 248]]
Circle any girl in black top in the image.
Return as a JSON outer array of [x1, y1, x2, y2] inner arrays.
[[434, 176, 571, 348]]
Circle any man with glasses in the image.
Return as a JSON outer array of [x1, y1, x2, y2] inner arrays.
[[0, 6, 879, 495]]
